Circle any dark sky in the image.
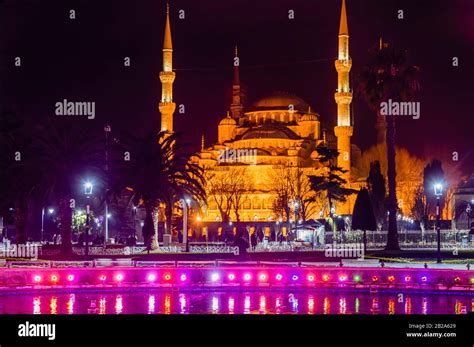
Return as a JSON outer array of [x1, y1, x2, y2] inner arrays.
[[1, 0, 474, 174]]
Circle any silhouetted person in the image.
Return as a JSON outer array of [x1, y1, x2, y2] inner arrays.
[[250, 232, 257, 250], [234, 231, 249, 259], [257, 229, 264, 242], [469, 222, 474, 244], [77, 233, 84, 247]]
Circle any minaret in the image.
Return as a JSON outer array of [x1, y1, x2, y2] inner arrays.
[[334, 0, 353, 174], [230, 45, 243, 119], [159, 2, 176, 133]]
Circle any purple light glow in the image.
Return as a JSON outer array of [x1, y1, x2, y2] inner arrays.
[[227, 273, 235, 281], [115, 274, 124, 282], [275, 274, 283, 281], [147, 274, 157, 282], [67, 274, 75, 282], [33, 275, 42, 283], [307, 274, 315, 282], [180, 274, 188, 282], [243, 273, 252, 281], [338, 275, 347, 282]]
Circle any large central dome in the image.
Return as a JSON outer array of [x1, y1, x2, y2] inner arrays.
[[252, 91, 310, 112]]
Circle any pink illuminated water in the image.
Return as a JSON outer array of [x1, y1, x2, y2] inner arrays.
[[0, 291, 472, 314]]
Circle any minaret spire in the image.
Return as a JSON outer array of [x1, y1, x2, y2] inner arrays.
[[159, 1, 176, 133], [334, 0, 353, 174], [339, 0, 348, 36], [230, 45, 243, 119]]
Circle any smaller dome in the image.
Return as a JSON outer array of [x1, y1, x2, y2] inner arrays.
[[219, 116, 237, 126], [300, 114, 318, 122]]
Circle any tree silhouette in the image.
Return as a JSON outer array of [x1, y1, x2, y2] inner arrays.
[[352, 188, 377, 253], [358, 42, 420, 250], [308, 145, 357, 233], [366, 160, 386, 228]]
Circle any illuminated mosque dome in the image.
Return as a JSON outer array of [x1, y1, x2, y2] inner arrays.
[[252, 91, 310, 112], [219, 115, 237, 126]]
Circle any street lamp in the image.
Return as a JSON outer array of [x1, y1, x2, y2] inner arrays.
[[181, 198, 191, 252], [84, 181, 94, 256], [41, 207, 55, 242], [293, 200, 299, 241], [434, 183, 443, 264], [104, 125, 111, 247]]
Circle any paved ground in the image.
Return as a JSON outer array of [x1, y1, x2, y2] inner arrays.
[[34, 249, 474, 263]]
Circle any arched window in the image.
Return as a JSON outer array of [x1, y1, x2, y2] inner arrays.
[[252, 197, 261, 209]]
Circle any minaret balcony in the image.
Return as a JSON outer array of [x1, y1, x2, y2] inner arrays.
[[335, 59, 352, 72], [159, 71, 176, 83], [334, 92, 353, 104], [159, 102, 176, 114], [334, 125, 353, 137]]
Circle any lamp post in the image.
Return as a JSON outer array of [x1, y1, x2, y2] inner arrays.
[[434, 183, 443, 264], [293, 200, 299, 241], [132, 206, 137, 240], [84, 182, 94, 257], [104, 125, 111, 246], [182, 198, 191, 252], [41, 207, 45, 243], [41, 208, 55, 243]]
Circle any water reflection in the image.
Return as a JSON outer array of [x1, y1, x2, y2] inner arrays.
[[307, 296, 314, 315], [10, 291, 473, 315], [405, 297, 412, 315], [259, 295, 266, 314], [148, 295, 155, 314], [67, 294, 75, 315], [275, 296, 282, 314], [228, 296, 235, 314], [388, 297, 395, 315], [422, 297, 428, 315], [323, 297, 330, 314], [99, 297, 106, 315], [244, 295, 251, 314], [50, 297, 58, 315], [164, 293, 171, 314], [33, 297, 41, 315], [212, 296, 219, 314], [115, 295, 123, 314], [179, 293, 186, 314]]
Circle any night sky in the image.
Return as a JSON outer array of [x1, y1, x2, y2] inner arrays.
[[1, 0, 474, 174]]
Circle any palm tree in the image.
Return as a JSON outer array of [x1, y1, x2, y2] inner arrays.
[[358, 42, 420, 250], [119, 131, 205, 250], [33, 120, 104, 253], [0, 110, 36, 244]]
